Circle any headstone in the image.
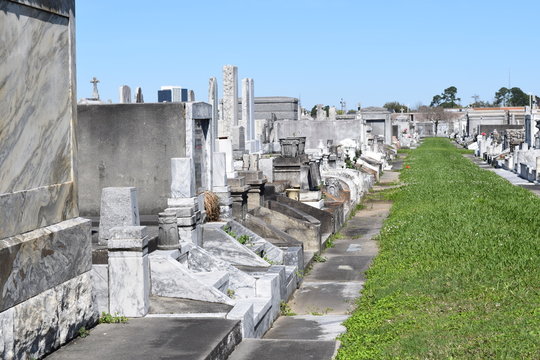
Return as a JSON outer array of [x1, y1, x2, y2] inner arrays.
[[217, 138, 236, 178], [108, 226, 150, 317], [316, 104, 326, 121], [232, 125, 246, 152], [98, 187, 140, 244], [212, 152, 228, 187], [329, 106, 337, 121], [188, 89, 195, 102], [209, 77, 219, 139], [259, 158, 274, 182], [249, 78, 255, 140], [241, 78, 250, 141], [221, 65, 238, 138], [171, 158, 196, 198], [119, 85, 131, 103], [135, 87, 144, 103]]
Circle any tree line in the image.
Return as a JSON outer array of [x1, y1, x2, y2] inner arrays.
[[384, 86, 535, 113]]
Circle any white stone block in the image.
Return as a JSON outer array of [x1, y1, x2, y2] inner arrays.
[[108, 226, 150, 318], [213, 152, 228, 187], [227, 301, 255, 338], [259, 158, 274, 183], [171, 157, 195, 198], [255, 272, 282, 320], [91, 265, 109, 314], [98, 187, 140, 244]]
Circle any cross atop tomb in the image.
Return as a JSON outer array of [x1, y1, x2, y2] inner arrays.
[[91, 77, 100, 100]]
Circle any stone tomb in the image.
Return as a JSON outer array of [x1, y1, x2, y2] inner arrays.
[[0, 1, 97, 358]]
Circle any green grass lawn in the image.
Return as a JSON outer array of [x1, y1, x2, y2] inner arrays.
[[337, 138, 540, 359]]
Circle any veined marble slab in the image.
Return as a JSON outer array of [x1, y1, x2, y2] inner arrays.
[[0, 1, 77, 239], [0, 218, 92, 312]]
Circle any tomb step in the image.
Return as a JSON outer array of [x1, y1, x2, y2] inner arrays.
[[149, 295, 232, 316], [227, 339, 338, 360], [46, 318, 242, 360], [191, 271, 229, 293]]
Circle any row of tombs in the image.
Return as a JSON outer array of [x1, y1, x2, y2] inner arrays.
[[0, 100, 397, 360], [0, 2, 404, 358], [83, 101, 392, 340]]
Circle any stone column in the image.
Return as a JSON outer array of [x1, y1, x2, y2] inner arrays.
[[249, 78, 255, 141], [213, 152, 233, 219], [209, 77, 219, 140], [119, 85, 131, 103], [158, 210, 179, 250], [241, 78, 249, 142], [168, 158, 201, 246], [108, 226, 150, 318], [221, 65, 238, 138]]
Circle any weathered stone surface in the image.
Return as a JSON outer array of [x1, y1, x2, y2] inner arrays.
[[188, 246, 257, 299], [0, 218, 91, 312], [149, 254, 234, 305], [0, 308, 14, 360], [13, 272, 97, 360], [98, 187, 140, 244], [221, 65, 238, 138], [202, 225, 270, 268], [119, 85, 131, 103], [108, 226, 150, 317], [91, 265, 109, 314], [0, 0, 77, 239], [213, 152, 228, 187]]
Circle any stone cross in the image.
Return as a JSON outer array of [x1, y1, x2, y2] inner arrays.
[[91, 77, 100, 100]]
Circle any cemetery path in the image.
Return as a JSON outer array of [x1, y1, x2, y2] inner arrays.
[[465, 154, 540, 197], [228, 166, 400, 360]]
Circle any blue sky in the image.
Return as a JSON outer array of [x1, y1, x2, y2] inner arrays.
[[76, 0, 540, 110]]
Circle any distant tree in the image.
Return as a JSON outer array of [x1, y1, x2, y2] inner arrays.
[[310, 105, 330, 118], [310, 105, 317, 118], [336, 110, 345, 115], [347, 109, 357, 114], [494, 87, 529, 106], [383, 101, 408, 113], [430, 86, 461, 108], [469, 100, 494, 108]]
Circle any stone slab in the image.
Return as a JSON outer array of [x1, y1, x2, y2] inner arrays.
[[47, 318, 242, 360], [264, 315, 349, 340], [148, 295, 233, 315], [0, 0, 77, 239], [289, 281, 364, 315], [0, 217, 91, 312], [228, 339, 337, 360]]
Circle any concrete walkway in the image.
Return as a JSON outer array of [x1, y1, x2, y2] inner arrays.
[[465, 154, 540, 197], [228, 165, 399, 360]]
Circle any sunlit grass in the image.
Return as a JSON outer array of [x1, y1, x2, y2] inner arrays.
[[337, 138, 540, 359]]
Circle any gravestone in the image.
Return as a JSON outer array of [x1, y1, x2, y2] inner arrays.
[[209, 77, 219, 139], [135, 87, 144, 103], [119, 85, 131, 103], [221, 65, 238, 138], [98, 187, 141, 244]]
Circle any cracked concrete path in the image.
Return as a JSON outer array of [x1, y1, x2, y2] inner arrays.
[[229, 168, 397, 360]]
